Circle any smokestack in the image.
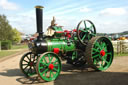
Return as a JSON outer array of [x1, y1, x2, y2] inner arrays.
[[35, 6, 44, 40]]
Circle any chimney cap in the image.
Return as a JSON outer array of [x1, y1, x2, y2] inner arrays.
[[35, 5, 44, 9]]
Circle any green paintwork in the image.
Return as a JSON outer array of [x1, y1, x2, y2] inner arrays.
[[79, 27, 96, 41], [74, 37, 78, 40], [77, 20, 96, 45], [53, 26, 64, 37], [47, 38, 76, 53], [53, 26, 63, 31], [72, 51, 77, 60], [37, 52, 61, 81], [92, 37, 113, 71]]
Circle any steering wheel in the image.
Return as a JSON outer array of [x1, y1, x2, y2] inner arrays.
[[77, 20, 96, 45]]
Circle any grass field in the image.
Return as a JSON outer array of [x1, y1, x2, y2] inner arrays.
[[114, 53, 128, 57], [0, 44, 28, 58], [11, 44, 28, 50], [0, 51, 18, 58]]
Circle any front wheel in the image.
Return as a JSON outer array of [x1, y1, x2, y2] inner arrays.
[[36, 52, 61, 81], [20, 52, 39, 77]]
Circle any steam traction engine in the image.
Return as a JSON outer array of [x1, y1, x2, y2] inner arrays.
[[20, 6, 114, 81]]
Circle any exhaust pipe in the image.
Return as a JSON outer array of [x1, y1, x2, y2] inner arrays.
[[35, 6, 44, 40]]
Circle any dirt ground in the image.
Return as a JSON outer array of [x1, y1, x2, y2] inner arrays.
[[0, 52, 128, 85]]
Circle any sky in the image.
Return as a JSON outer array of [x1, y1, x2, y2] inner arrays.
[[0, 0, 128, 34]]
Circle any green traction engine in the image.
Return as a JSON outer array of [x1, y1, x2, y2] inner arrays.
[[20, 6, 114, 81]]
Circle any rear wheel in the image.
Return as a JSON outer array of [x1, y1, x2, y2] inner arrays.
[[36, 52, 61, 81], [85, 36, 114, 71]]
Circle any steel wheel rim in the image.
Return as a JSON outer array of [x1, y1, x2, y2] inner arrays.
[[37, 52, 61, 81], [92, 37, 113, 70], [77, 20, 96, 45], [20, 52, 38, 77]]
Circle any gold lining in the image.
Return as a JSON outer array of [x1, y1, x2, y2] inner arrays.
[[35, 6, 44, 9]]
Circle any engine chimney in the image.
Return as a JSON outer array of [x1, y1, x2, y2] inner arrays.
[[35, 6, 44, 40]]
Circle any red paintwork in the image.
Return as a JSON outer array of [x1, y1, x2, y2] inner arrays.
[[73, 29, 77, 32], [49, 64, 54, 70], [53, 48, 59, 54], [29, 62, 33, 66], [30, 37, 35, 41], [56, 31, 64, 33], [64, 30, 71, 39], [100, 50, 105, 56]]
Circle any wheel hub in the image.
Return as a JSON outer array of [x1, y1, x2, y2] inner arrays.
[[48, 64, 54, 70], [100, 50, 105, 56], [29, 62, 34, 66]]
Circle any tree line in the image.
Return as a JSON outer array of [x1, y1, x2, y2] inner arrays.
[[0, 14, 21, 43]]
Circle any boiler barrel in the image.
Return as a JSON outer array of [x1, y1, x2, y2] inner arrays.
[[46, 39, 76, 52]]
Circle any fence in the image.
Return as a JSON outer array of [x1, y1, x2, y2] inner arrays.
[[112, 40, 128, 54]]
